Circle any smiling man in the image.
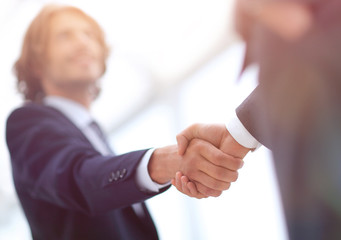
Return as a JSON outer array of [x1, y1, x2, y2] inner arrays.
[[6, 4, 244, 240]]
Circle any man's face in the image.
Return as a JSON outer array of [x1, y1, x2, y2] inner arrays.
[[42, 11, 105, 90], [234, 0, 313, 72], [235, 0, 312, 42]]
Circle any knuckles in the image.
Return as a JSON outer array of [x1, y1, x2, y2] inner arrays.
[[188, 138, 205, 152], [210, 151, 225, 166]]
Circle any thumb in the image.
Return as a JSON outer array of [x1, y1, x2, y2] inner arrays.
[[177, 123, 226, 155], [176, 132, 190, 156], [176, 123, 202, 155]]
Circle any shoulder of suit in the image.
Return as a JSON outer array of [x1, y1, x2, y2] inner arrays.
[[9, 102, 64, 118], [7, 102, 72, 128]]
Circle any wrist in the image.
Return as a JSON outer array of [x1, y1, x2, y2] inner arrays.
[[148, 145, 180, 184], [220, 130, 251, 158]]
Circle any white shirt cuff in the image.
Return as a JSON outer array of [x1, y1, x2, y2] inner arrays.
[[226, 112, 262, 150], [135, 148, 171, 193]]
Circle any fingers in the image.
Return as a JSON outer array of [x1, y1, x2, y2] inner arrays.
[[181, 174, 226, 198], [199, 160, 239, 183], [172, 172, 226, 198], [179, 139, 242, 192], [189, 170, 233, 191], [181, 175, 208, 199], [195, 181, 224, 198], [196, 140, 244, 171], [186, 180, 200, 196], [187, 138, 242, 178], [172, 172, 208, 199], [176, 123, 227, 155]]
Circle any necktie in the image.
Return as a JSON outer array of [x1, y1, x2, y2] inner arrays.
[[89, 121, 113, 155]]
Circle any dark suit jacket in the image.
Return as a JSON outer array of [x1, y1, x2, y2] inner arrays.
[[236, 1, 341, 239], [6, 103, 168, 240]]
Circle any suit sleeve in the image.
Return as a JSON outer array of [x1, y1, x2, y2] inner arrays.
[[6, 106, 168, 216], [235, 85, 273, 149]]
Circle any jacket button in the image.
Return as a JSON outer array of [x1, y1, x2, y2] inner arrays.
[[114, 170, 120, 181], [111, 171, 117, 181], [109, 172, 117, 182], [119, 169, 127, 178], [108, 169, 127, 182]]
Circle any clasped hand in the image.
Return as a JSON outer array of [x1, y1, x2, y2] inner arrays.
[[173, 123, 251, 199]]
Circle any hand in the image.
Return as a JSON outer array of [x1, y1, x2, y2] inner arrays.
[[178, 138, 243, 197], [177, 123, 250, 158], [148, 140, 244, 197], [175, 123, 250, 198]]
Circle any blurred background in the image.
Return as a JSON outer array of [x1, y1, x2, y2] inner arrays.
[[0, 0, 288, 239]]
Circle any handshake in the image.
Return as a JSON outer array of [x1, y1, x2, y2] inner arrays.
[[148, 124, 252, 199]]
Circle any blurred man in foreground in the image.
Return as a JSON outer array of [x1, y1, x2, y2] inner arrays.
[[175, 0, 341, 239]]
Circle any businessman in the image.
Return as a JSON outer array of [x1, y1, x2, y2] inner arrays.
[[175, 0, 341, 239], [5, 4, 244, 240]]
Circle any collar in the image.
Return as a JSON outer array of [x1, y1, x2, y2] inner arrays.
[[43, 96, 93, 130]]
